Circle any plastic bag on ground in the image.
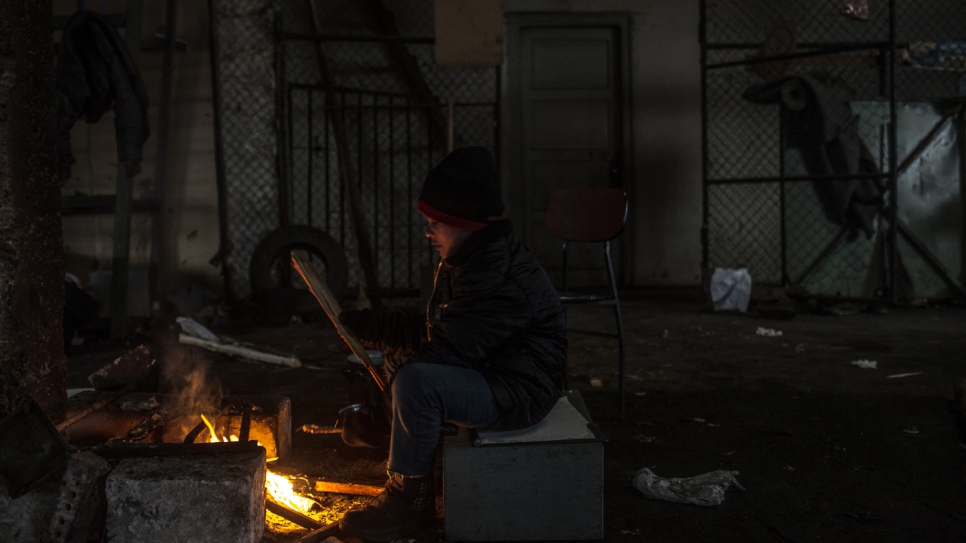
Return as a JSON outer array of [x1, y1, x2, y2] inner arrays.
[[710, 268, 752, 312], [631, 468, 745, 506]]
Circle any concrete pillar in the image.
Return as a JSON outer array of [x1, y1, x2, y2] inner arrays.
[[0, 0, 66, 415]]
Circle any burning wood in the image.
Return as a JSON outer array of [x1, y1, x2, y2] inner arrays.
[[193, 414, 318, 517]]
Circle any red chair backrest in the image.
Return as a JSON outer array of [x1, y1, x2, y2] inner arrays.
[[545, 187, 627, 242]]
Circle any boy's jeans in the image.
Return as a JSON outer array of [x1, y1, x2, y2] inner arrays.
[[387, 361, 501, 476]]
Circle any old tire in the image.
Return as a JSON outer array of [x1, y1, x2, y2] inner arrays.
[[249, 225, 348, 299]]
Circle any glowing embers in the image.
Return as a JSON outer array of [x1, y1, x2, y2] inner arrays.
[[265, 471, 316, 515]]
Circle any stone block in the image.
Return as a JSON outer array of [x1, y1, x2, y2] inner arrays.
[[443, 392, 604, 540], [105, 448, 266, 543], [0, 479, 61, 543]]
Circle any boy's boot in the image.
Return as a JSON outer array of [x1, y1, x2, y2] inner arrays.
[[339, 472, 435, 542]]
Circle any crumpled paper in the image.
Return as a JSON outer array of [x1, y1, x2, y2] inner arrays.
[[631, 468, 745, 506]]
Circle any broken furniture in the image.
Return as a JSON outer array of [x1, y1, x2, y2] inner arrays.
[[545, 187, 629, 418], [443, 391, 603, 541]]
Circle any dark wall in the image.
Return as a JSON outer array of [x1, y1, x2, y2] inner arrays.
[[0, 0, 66, 415]]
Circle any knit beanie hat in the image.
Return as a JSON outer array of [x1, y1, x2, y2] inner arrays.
[[417, 147, 504, 231]]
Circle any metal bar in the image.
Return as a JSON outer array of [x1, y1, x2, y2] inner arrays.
[[792, 228, 849, 286], [278, 31, 434, 44], [61, 196, 158, 215], [960, 108, 966, 289], [297, 522, 341, 543], [706, 43, 887, 70], [288, 86, 296, 221], [562, 240, 570, 291], [494, 66, 501, 167], [604, 240, 625, 421], [897, 221, 966, 296], [700, 0, 710, 278], [888, 0, 899, 302], [704, 40, 891, 50], [896, 105, 963, 176], [208, 0, 234, 301], [407, 105, 413, 286], [427, 106, 433, 262], [276, 18, 291, 228], [324, 89, 331, 238], [779, 107, 787, 286], [109, 0, 142, 341], [239, 405, 251, 443], [373, 95, 379, 274], [389, 98, 396, 289], [707, 173, 889, 185], [53, 13, 126, 29], [307, 90, 314, 226], [89, 441, 259, 459], [148, 0, 177, 310]]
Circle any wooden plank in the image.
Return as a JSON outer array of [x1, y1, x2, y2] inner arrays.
[[291, 251, 387, 391], [178, 334, 302, 368], [359, 0, 448, 154], [303, 0, 383, 310], [312, 480, 382, 496], [266, 500, 322, 530]]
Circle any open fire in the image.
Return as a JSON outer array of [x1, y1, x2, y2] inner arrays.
[[196, 414, 316, 516]]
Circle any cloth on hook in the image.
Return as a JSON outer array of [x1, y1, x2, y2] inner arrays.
[[56, 10, 150, 180]]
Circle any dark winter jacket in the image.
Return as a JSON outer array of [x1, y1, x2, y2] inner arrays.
[[343, 220, 567, 430], [56, 10, 150, 180]]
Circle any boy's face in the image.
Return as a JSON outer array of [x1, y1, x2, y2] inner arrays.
[[424, 217, 472, 260]]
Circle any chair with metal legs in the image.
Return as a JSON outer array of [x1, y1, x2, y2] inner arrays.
[[545, 187, 629, 419]]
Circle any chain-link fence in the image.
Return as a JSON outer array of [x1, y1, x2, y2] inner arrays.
[[210, 0, 498, 302], [209, 0, 281, 301], [701, 0, 966, 301]]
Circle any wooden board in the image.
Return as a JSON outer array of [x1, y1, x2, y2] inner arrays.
[[291, 251, 387, 391]]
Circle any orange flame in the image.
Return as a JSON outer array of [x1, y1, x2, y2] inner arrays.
[[196, 414, 315, 514]]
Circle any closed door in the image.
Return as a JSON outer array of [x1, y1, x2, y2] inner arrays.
[[508, 21, 628, 287]]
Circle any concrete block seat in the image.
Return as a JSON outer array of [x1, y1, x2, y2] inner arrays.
[[443, 391, 603, 541]]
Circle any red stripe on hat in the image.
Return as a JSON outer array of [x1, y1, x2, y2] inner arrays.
[[417, 201, 488, 232]]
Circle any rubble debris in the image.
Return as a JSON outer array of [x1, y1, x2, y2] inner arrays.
[[176, 316, 219, 341], [298, 424, 341, 434], [886, 372, 923, 379], [756, 327, 783, 337], [631, 468, 745, 506], [88, 344, 158, 391], [851, 359, 878, 370]]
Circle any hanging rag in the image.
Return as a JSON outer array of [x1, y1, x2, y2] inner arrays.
[[56, 10, 150, 181]]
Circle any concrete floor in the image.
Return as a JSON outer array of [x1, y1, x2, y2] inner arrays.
[[67, 290, 966, 542]]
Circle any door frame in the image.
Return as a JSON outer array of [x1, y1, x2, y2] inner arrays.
[[502, 12, 635, 284]]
